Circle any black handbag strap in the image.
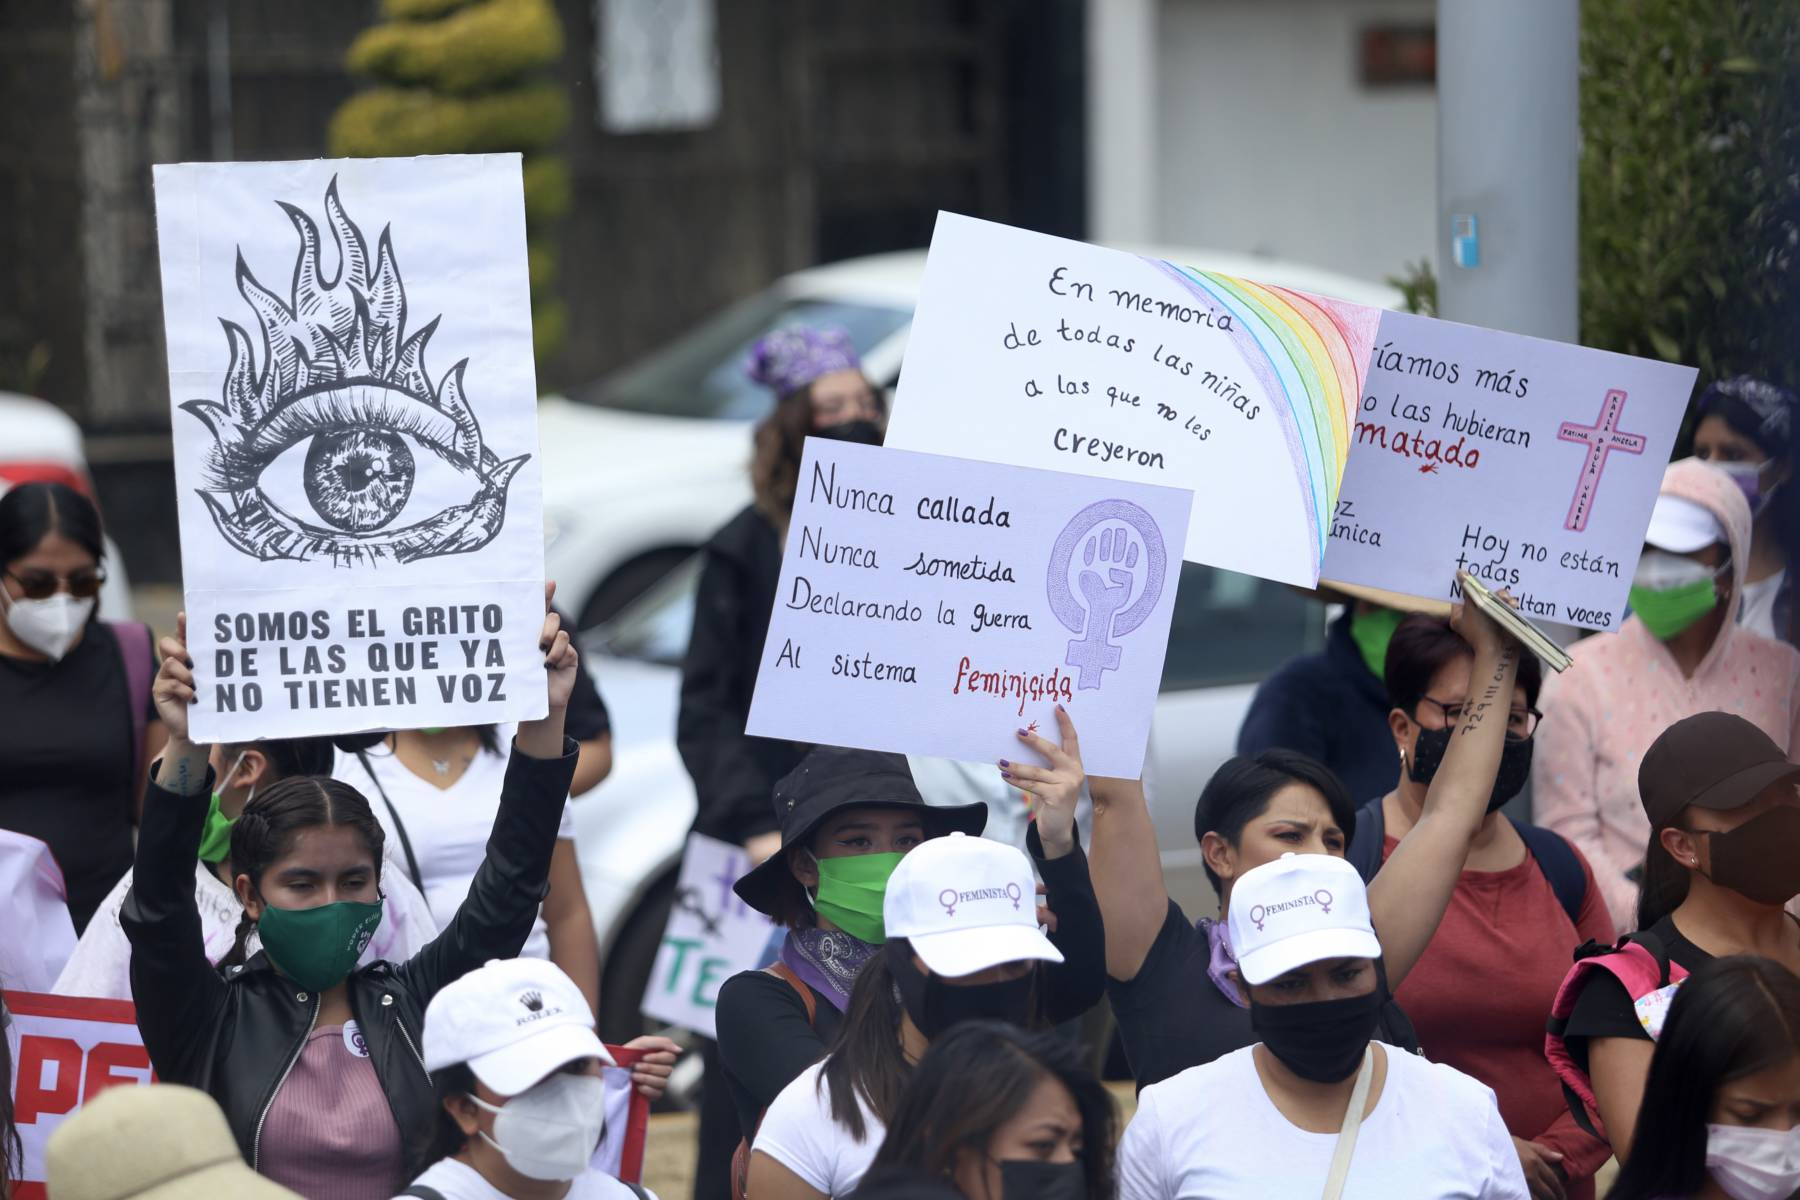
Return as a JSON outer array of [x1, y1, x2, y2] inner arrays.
[[356, 749, 429, 903]]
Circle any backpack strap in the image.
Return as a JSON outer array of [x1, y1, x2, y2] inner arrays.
[[357, 749, 429, 901], [398, 1189, 447, 1200], [625, 1185, 649, 1199], [108, 620, 154, 790], [764, 959, 818, 1026], [1345, 796, 1387, 884], [1509, 818, 1587, 927]]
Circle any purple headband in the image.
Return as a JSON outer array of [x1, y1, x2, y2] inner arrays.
[[745, 326, 862, 398]]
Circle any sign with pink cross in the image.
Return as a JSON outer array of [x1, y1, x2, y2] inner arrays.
[[1320, 310, 1696, 631]]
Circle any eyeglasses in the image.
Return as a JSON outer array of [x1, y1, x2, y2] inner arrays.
[[4, 567, 107, 600], [1416, 696, 1542, 742]]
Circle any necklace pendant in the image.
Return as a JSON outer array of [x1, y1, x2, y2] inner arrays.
[[431, 758, 451, 776]]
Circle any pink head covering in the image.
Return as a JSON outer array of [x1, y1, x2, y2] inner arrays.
[[745, 326, 862, 398]]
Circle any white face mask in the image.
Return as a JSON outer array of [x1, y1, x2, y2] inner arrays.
[[471, 1071, 606, 1182], [2, 590, 94, 661], [1633, 548, 1725, 591], [1707, 1123, 1800, 1200]]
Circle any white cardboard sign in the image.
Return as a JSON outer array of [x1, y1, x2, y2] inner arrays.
[[154, 155, 548, 740], [1321, 310, 1697, 629], [884, 212, 1380, 588], [745, 440, 1192, 777], [640, 835, 778, 1040]]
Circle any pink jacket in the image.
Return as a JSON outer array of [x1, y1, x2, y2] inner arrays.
[[1534, 458, 1800, 935]]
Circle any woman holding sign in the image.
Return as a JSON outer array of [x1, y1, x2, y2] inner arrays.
[[1090, 578, 1524, 1090], [123, 602, 581, 1199]]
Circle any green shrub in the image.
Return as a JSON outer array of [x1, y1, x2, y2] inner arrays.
[[1581, 0, 1798, 390], [333, 0, 571, 363]]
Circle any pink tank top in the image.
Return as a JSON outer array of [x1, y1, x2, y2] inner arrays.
[[257, 1023, 407, 1199]]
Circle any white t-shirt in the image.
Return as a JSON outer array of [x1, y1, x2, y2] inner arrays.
[[336, 731, 575, 961], [395, 1157, 652, 1199], [0, 829, 77, 991], [752, 1061, 884, 1198], [1116, 1043, 1529, 1200], [54, 854, 439, 1000]]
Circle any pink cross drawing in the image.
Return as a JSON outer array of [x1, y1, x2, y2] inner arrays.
[[1558, 388, 1646, 532]]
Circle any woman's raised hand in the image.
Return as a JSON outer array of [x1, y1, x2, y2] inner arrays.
[[1449, 570, 1518, 659], [518, 583, 577, 760], [152, 613, 198, 745], [1003, 703, 1085, 858]]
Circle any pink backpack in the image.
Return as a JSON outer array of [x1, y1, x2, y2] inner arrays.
[[1545, 930, 1690, 1138], [107, 620, 154, 784]]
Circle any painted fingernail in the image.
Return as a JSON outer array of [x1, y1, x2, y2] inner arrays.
[[1016, 727, 1029, 736], [1000, 772, 1012, 781], [998, 758, 1010, 768]]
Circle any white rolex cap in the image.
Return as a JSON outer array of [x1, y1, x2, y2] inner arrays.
[[1227, 854, 1381, 986], [423, 957, 613, 1095], [883, 832, 1064, 978]]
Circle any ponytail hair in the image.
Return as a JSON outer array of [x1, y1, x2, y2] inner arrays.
[[1636, 817, 1692, 932], [820, 939, 913, 1139], [219, 777, 386, 969]]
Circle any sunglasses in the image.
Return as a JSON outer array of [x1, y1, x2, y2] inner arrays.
[[5, 567, 107, 600]]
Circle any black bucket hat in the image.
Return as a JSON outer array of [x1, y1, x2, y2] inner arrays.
[[733, 746, 988, 918]]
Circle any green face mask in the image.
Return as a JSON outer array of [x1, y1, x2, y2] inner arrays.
[[198, 751, 251, 866], [198, 791, 236, 864], [1349, 607, 1403, 678], [811, 851, 904, 944], [1629, 579, 1720, 640], [255, 898, 383, 991], [419, 728, 446, 736]]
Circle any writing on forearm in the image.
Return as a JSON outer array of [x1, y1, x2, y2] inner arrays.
[[1459, 647, 1518, 738]]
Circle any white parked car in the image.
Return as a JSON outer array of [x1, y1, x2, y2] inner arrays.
[[540, 249, 1402, 628], [1, 392, 135, 621], [573, 553, 1332, 1047]]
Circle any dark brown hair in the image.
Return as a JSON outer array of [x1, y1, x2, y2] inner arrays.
[[1384, 611, 1544, 714], [220, 776, 386, 968], [872, 1021, 1117, 1200], [1608, 956, 1800, 1199], [818, 939, 1045, 1140], [749, 382, 887, 525], [1637, 815, 1692, 931]]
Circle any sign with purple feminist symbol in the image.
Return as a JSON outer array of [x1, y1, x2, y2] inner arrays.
[[155, 155, 548, 742], [1321, 310, 1695, 631], [746, 439, 1190, 777], [1047, 500, 1167, 689]]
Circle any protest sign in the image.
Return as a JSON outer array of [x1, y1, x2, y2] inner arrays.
[[4, 990, 152, 1200], [641, 834, 778, 1039], [884, 212, 1380, 587], [154, 155, 547, 741], [1320, 310, 1697, 629], [2, 989, 649, 1192], [744, 439, 1191, 776]]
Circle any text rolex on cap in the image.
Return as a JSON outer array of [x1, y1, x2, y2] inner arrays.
[[1226, 853, 1381, 986], [882, 832, 1064, 979]]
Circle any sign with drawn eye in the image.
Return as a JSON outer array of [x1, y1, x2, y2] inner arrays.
[[155, 155, 548, 742]]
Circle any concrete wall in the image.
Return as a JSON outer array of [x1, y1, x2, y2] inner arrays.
[[1148, 0, 1437, 285]]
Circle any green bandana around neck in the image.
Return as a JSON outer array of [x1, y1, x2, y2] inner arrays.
[[813, 851, 904, 944], [1349, 607, 1404, 679]]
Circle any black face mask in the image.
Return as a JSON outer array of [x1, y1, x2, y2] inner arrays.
[[1704, 805, 1800, 906], [1249, 978, 1385, 1082], [888, 943, 1036, 1037], [998, 1159, 1085, 1200], [815, 419, 884, 446], [1408, 724, 1534, 813]]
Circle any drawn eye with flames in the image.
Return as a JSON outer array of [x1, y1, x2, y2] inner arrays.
[[181, 178, 527, 566]]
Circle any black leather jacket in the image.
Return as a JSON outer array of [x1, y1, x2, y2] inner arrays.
[[122, 738, 578, 1180]]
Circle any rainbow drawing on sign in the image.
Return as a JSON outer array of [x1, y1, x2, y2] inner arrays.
[[1149, 260, 1378, 563]]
